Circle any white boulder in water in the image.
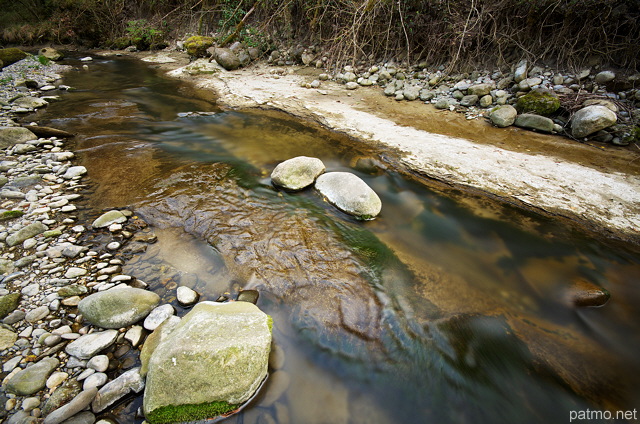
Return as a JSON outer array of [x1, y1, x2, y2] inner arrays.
[[315, 172, 382, 219], [271, 156, 325, 191]]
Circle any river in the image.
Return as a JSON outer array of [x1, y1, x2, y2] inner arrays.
[[36, 55, 640, 424]]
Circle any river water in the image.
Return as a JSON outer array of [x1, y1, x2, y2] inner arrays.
[[36, 56, 640, 424]]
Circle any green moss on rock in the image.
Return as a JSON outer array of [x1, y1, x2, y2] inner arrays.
[[0, 48, 28, 67], [146, 400, 239, 424], [0, 210, 24, 221], [516, 90, 560, 116], [184, 36, 215, 57], [0, 293, 21, 319]]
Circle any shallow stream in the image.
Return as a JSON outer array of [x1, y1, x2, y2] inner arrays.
[[37, 56, 640, 424]]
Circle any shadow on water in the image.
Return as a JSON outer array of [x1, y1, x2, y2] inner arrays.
[[36, 56, 640, 424]]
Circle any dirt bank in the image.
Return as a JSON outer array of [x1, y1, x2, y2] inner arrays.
[[123, 51, 640, 243]]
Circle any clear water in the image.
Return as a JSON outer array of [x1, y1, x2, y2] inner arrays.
[[37, 56, 640, 424]]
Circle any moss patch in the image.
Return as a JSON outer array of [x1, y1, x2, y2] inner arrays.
[[146, 400, 239, 424], [184, 36, 215, 57], [516, 91, 560, 116], [0, 210, 24, 221], [0, 48, 28, 67]]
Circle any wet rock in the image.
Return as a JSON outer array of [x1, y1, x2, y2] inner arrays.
[[140, 316, 182, 376], [566, 279, 611, 307], [43, 387, 98, 424], [65, 330, 119, 359], [514, 113, 554, 133], [6, 222, 48, 246], [237, 289, 259, 304], [261, 370, 290, 407], [5, 357, 59, 395], [315, 172, 382, 219], [124, 325, 145, 347], [92, 211, 126, 228], [142, 302, 271, 422], [78, 287, 160, 329], [177, 286, 199, 306], [92, 368, 144, 413], [571, 105, 617, 138], [271, 156, 326, 191]]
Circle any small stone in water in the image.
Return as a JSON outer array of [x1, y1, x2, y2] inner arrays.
[[237, 290, 259, 304]]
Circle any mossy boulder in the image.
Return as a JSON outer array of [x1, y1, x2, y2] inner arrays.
[[0, 293, 21, 319], [515, 90, 560, 116], [143, 301, 272, 423], [78, 287, 161, 329], [184, 36, 215, 58], [0, 210, 24, 221], [0, 48, 28, 67], [38, 47, 63, 61]]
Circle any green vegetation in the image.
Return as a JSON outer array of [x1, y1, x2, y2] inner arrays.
[[0, 210, 25, 221], [184, 35, 215, 57], [36, 55, 50, 66], [0, 0, 638, 69], [0, 293, 20, 320], [0, 48, 28, 67], [146, 401, 239, 424], [516, 91, 561, 116]]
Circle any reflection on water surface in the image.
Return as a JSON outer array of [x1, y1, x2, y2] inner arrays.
[[38, 56, 640, 424]]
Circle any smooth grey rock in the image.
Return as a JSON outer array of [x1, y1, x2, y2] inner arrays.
[[0, 127, 38, 149], [43, 387, 98, 424], [83, 373, 108, 391], [124, 325, 145, 347], [514, 113, 554, 132], [78, 287, 160, 329], [64, 267, 88, 279], [57, 410, 95, 424], [12, 96, 48, 109], [5, 357, 59, 395], [460, 94, 478, 107], [402, 85, 421, 101], [514, 59, 528, 83], [92, 368, 144, 413], [25, 305, 50, 323], [594, 70, 615, 84], [489, 105, 518, 128], [467, 83, 493, 96], [143, 304, 175, 331], [65, 330, 118, 359], [87, 355, 109, 373], [142, 302, 271, 421], [91, 211, 126, 229], [345, 81, 359, 90], [212, 48, 241, 71], [177, 286, 199, 306], [271, 156, 325, 191], [6, 222, 48, 247], [62, 166, 87, 180], [315, 172, 382, 219], [571, 105, 617, 138]]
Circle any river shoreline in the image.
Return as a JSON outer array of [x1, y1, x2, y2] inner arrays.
[[115, 49, 640, 244]]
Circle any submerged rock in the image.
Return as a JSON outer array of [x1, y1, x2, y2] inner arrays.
[[78, 287, 160, 329], [271, 156, 326, 191], [566, 279, 610, 307], [143, 301, 271, 423], [571, 105, 617, 138], [315, 172, 382, 219]]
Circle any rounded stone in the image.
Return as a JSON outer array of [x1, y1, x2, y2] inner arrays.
[[87, 355, 109, 372], [176, 286, 199, 306], [271, 156, 326, 191], [143, 304, 175, 331], [571, 105, 617, 138], [78, 287, 160, 329], [315, 172, 382, 219]]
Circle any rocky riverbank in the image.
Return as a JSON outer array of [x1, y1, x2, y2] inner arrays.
[[1, 52, 273, 424], [126, 46, 639, 243]]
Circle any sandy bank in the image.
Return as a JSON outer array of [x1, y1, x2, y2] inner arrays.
[[130, 52, 640, 243]]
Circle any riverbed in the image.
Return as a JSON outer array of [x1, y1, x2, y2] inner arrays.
[[32, 54, 640, 424]]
